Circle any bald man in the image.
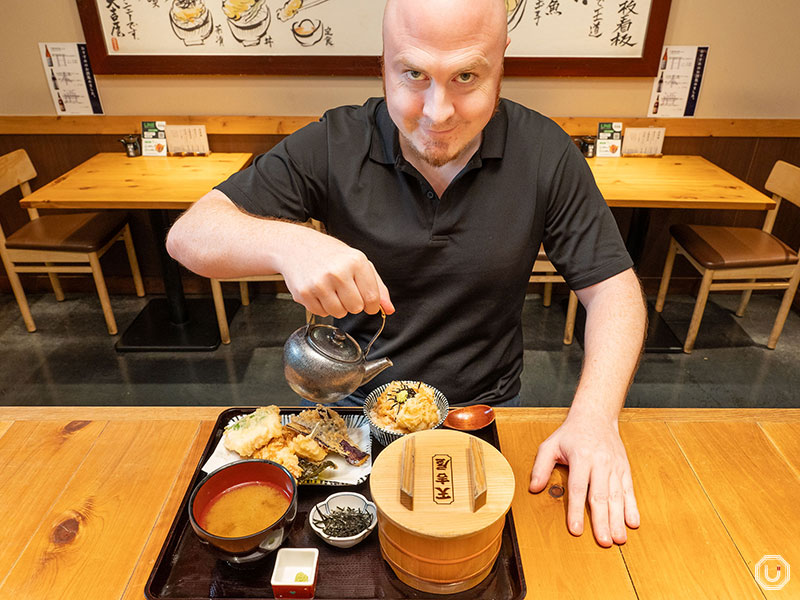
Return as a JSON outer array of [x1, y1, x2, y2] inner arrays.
[[167, 0, 646, 547]]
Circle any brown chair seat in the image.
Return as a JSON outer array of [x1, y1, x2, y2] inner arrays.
[[670, 224, 798, 269], [5, 211, 128, 253]]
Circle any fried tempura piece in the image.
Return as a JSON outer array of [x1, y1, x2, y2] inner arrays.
[[290, 433, 328, 462], [287, 405, 369, 466], [253, 431, 302, 479], [223, 406, 283, 458]]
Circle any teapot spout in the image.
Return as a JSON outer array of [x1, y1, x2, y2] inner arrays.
[[361, 357, 393, 386]]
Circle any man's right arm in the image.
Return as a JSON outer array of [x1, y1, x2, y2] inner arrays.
[[166, 189, 393, 318]]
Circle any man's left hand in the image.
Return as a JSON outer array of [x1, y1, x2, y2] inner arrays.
[[528, 412, 639, 547]]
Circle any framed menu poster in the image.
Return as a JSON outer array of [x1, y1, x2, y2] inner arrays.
[[76, 0, 671, 76]]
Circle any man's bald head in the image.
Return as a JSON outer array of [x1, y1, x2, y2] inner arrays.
[[383, 0, 508, 60]]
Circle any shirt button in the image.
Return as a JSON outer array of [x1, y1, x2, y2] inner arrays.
[[426, 191, 434, 199]]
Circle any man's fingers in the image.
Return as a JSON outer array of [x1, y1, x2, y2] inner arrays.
[[566, 461, 590, 536], [303, 298, 328, 317], [317, 290, 348, 319], [607, 474, 627, 545], [529, 443, 557, 493], [352, 262, 382, 315], [341, 258, 393, 316], [330, 277, 366, 316], [587, 468, 612, 547], [376, 273, 395, 315], [622, 468, 640, 529], [285, 280, 328, 317]]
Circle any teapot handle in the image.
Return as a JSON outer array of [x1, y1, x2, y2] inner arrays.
[[364, 308, 386, 358]]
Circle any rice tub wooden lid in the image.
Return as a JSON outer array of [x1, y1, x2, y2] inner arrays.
[[369, 429, 515, 538]]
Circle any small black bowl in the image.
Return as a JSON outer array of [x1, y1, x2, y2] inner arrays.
[[188, 459, 298, 565]]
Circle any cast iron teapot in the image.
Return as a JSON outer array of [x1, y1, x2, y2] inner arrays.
[[283, 310, 392, 404]]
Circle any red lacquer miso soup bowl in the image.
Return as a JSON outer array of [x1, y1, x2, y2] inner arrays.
[[189, 459, 298, 565]]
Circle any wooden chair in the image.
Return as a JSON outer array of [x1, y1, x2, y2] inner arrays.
[[655, 160, 800, 353], [0, 149, 145, 334], [531, 248, 579, 345]]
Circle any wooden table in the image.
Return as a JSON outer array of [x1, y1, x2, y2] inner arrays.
[[588, 155, 776, 352], [589, 155, 775, 211], [0, 406, 797, 599], [21, 152, 253, 351]]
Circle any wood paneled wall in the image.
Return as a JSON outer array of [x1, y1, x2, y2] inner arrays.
[[1, 119, 799, 310]]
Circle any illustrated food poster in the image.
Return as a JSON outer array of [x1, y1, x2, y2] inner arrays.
[[95, 0, 655, 58]]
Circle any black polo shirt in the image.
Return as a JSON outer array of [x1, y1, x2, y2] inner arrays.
[[216, 97, 632, 405]]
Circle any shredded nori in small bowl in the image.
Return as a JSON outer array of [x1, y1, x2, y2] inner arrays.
[[312, 506, 373, 538]]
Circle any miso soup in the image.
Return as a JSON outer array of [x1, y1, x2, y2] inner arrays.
[[199, 482, 290, 538]]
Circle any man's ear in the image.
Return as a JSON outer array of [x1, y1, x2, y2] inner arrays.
[[506, 35, 511, 50]]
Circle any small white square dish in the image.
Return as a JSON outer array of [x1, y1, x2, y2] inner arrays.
[[270, 547, 319, 599]]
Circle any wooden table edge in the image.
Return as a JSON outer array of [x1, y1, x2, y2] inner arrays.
[[19, 152, 254, 210], [2, 406, 799, 422], [604, 199, 775, 210]]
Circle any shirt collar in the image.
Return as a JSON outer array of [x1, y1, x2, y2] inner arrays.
[[369, 98, 508, 166]]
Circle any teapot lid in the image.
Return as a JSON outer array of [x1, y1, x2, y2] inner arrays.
[[307, 324, 361, 363]]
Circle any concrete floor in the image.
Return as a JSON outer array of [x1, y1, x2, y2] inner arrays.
[[1, 290, 799, 408]]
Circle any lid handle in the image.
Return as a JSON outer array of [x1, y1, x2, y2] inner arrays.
[[468, 437, 487, 512], [400, 436, 415, 511], [305, 308, 386, 358]]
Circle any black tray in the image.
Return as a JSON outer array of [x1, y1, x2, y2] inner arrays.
[[145, 407, 526, 600]]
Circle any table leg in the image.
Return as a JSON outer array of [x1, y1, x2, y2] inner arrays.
[[570, 208, 683, 352], [152, 209, 189, 325], [115, 210, 239, 352]]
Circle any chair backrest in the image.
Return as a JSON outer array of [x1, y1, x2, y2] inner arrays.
[[765, 160, 800, 209], [761, 160, 800, 235], [0, 149, 37, 198], [0, 150, 39, 244]]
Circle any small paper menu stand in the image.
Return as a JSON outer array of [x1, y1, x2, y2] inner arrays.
[[165, 125, 211, 156], [621, 127, 666, 157]]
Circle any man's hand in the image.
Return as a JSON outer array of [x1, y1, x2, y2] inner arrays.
[[529, 412, 639, 547], [528, 268, 645, 546], [167, 190, 394, 319], [278, 230, 395, 318]]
